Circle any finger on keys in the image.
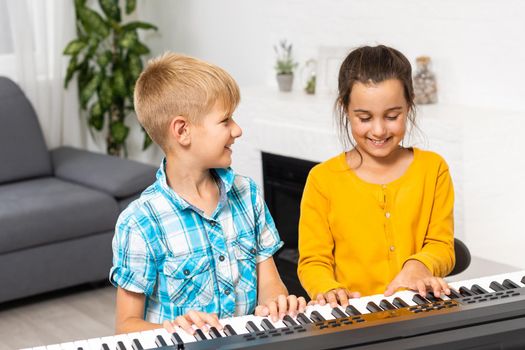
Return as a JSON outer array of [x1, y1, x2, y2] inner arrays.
[[384, 282, 398, 297], [175, 315, 195, 335], [316, 293, 327, 306], [286, 295, 298, 317], [416, 280, 427, 298], [187, 310, 209, 332], [277, 294, 288, 319], [202, 312, 222, 330], [336, 289, 349, 307], [162, 319, 176, 333], [268, 300, 279, 322], [429, 278, 442, 298], [254, 304, 269, 317], [326, 291, 339, 308], [438, 278, 451, 295], [298, 296, 307, 313], [350, 291, 361, 299]]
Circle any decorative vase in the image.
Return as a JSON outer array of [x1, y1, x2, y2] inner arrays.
[[277, 73, 294, 92], [413, 56, 438, 104]]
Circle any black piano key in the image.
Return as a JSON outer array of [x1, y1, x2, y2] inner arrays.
[[246, 320, 261, 333], [101, 344, 111, 350], [223, 324, 237, 336], [282, 314, 299, 327], [502, 279, 520, 289], [296, 312, 312, 325], [209, 327, 222, 339], [366, 301, 383, 313], [309, 310, 326, 322], [522, 276, 525, 285], [132, 339, 144, 350], [392, 297, 409, 308], [77, 348, 84, 350], [116, 341, 127, 350], [331, 306, 347, 319], [155, 335, 168, 347], [171, 333, 185, 349], [489, 281, 506, 292], [447, 289, 462, 299], [459, 286, 475, 297], [345, 304, 361, 316], [379, 299, 396, 310], [194, 329, 207, 341], [425, 292, 442, 302], [260, 318, 276, 331], [412, 294, 430, 305], [471, 284, 489, 295]]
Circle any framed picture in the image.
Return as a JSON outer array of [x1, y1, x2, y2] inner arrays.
[[316, 46, 351, 95]]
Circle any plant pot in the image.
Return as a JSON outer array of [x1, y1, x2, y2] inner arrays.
[[276, 73, 294, 92]]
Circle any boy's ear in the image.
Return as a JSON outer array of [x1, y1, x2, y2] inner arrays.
[[169, 116, 191, 146]]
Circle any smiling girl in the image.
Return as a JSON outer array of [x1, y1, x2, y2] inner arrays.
[[297, 45, 455, 307]]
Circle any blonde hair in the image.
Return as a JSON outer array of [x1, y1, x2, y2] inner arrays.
[[134, 52, 240, 150]]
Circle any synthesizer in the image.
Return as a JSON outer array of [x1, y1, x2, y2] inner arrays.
[[25, 270, 525, 350]]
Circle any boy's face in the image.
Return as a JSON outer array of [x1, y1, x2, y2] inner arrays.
[[190, 101, 242, 169]]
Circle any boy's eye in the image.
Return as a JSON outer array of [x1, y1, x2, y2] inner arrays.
[[358, 117, 371, 122]]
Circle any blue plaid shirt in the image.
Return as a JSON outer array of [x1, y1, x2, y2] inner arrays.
[[110, 160, 283, 323]]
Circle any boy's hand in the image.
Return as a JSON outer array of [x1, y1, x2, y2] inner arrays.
[[255, 294, 307, 322], [384, 259, 451, 298], [162, 310, 222, 335], [310, 289, 361, 308]]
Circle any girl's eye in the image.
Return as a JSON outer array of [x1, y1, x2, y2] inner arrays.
[[386, 114, 400, 121]]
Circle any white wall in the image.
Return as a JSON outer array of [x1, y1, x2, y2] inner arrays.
[[138, 0, 525, 268]]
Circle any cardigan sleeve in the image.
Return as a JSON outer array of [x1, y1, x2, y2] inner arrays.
[[297, 168, 346, 299], [406, 162, 456, 277]]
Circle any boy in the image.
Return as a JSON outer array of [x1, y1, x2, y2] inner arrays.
[[110, 53, 306, 335]]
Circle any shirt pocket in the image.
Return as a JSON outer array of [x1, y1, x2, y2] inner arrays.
[[232, 235, 258, 313], [162, 252, 214, 307]]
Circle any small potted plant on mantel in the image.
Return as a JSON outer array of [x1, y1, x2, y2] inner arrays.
[[274, 39, 298, 92]]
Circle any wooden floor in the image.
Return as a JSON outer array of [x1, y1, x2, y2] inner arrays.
[[0, 257, 521, 350]]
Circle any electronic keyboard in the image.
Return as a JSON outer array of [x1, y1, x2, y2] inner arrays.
[[25, 270, 525, 350]]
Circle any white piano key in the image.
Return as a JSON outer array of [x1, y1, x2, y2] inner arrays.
[[58, 342, 76, 350], [173, 326, 198, 344], [153, 328, 174, 345], [32, 347, 46, 350], [100, 335, 119, 350], [86, 338, 103, 350], [112, 334, 133, 350], [45, 344, 62, 350], [138, 330, 160, 349], [219, 314, 251, 335], [73, 340, 90, 350]]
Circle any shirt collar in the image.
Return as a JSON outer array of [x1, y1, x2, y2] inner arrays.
[[155, 158, 235, 212]]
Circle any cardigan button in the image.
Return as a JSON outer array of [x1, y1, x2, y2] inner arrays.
[[385, 212, 391, 219], [389, 245, 395, 252]]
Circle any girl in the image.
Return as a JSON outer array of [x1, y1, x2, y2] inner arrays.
[[297, 45, 455, 307]]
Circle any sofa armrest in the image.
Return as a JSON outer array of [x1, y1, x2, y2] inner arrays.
[[51, 146, 157, 198]]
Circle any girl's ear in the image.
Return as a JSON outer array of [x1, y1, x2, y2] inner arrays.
[[169, 116, 191, 146]]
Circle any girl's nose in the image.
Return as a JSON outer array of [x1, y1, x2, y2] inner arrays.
[[371, 120, 387, 137]]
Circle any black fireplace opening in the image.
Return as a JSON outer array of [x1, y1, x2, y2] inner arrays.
[[262, 152, 318, 297]]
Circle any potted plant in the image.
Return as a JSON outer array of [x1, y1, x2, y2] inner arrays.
[[63, 0, 157, 156], [274, 39, 298, 92]]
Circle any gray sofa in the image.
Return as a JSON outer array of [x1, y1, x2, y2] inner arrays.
[[0, 77, 156, 303]]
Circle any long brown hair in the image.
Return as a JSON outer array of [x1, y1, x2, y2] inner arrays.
[[335, 45, 417, 152]]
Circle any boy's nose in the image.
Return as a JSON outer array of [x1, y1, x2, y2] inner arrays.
[[231, 120, 243, 138]]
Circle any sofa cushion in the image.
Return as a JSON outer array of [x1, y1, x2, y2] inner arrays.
[[0, 77, 52, 184], [51, 146, 157, 198], [0, 177, 119, 254]]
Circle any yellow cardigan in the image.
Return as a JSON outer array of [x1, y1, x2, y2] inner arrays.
[[297, 148, 455, 298]]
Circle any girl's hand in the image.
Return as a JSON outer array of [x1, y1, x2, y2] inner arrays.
[[384, 260, 451, 298], [255, 294, 307, 322], [310, 288, 361, 308], [162, 310, 222, 335]]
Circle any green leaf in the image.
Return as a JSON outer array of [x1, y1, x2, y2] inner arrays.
[[89, 101, 104, 130], [110, 121, 130, 144], [75, 0, 86, 9], [119, 30, 138, 48], [64, 56, 78, 88], [99, 0, 121, 22], [112, 69, 127, 98], [122, 21, 157, 31], [80, 74, 101, 108], [96, 50, 113, 68], [78, 7, 110, 38], [127, 54, 143, 82], [85, 36, 100, 60], [142, 131, 152, 150], [130, 41, 150, 55], [63, 39, 87, 56], [98, 77, 113, 109], [125, 0, 136, 14]]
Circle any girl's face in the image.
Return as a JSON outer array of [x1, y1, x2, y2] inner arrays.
[[347, 79, 409, 161]]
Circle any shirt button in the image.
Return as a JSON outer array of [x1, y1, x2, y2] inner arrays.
[[250, 248, 257, 254], [390, 245, 395, 252], [385, 212, 391, 218], [224, 288, 231, 295], [210, 221, 216, 226], [219, 255, 225, 261], [183, 269, 190, 276]]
